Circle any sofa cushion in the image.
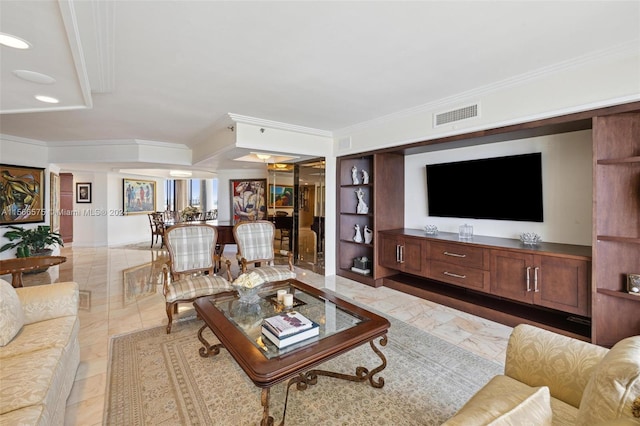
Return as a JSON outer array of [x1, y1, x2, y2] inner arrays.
[[0, 279, 24, 346], [577, 336, 640, 425], [0, 346, 65, 415], [443, 375, 553, 425], [0, 315, 78, 359]]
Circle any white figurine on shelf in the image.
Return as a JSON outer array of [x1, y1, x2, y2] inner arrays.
[[362, 169, 369, 184], [364, 225, 373, 244], [355, 188, 369, 214], [351, 165, 359, 185], [353, 224, 363, 243]]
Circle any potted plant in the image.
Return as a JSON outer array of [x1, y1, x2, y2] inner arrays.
[[0, 225, 64, 258]]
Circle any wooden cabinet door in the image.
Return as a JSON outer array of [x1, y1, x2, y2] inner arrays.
[[534, 255, 590, 316], [490, 249, 533, 304], [378, 234, 426, 276], [378, 233, 401, 269], [401, 237, 427, 276]]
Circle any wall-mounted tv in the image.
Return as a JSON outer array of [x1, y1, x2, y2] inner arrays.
[[426, 153, 543, 222]]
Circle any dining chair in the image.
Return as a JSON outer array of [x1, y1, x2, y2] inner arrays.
[[273, 211, 292, 249], [162, 223, 232, 333], [148, 212, 166, 248], [233, 220, 296, 282]]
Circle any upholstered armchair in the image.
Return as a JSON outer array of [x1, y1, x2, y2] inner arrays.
[[443, 324, 640, 425], [162, 223, 232, 333], [233, 220, 296, 282]]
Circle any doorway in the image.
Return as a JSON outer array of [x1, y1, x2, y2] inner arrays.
[[294, 159, 325, 274]]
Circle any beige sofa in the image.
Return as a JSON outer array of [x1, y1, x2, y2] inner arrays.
[[444, 324, 640, 426], [0, 278, 80, 425]]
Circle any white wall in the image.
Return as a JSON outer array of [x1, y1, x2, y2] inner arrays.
[[49, 170, 165, 248], [334, 48, 638, 155], [404, 130, 593, 246]]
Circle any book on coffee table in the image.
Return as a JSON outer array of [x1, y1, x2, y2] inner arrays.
[[262, 311, 314, 337], [261, 321, 320, 348]]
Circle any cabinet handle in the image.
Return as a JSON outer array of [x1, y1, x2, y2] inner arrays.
[[396, 245, 400, 263], [444, 271, 466, 279], [534, 267, 540, 292], [526, 266, 532, 292], [443, 251, 466, 258], [399, 245, 405, 264]]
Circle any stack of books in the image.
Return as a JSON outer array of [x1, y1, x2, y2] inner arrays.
[[261, 311, 319, 348]]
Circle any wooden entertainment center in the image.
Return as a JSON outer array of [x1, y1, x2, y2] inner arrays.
[[336, 102, 640, 346]]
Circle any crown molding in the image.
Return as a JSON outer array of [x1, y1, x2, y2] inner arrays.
[[0, 133, 48, 146], [228, 113, 333, 138], [334, 40, 640, 138], [59, 0, 93, 107], [46, 139, 191, 149]]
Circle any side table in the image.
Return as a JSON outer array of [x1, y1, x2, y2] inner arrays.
[[0, 256, 67, 288]]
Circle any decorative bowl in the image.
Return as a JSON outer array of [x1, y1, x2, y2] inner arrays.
[[424, 225, 438, 235], [520, 232, 542, 246], [234, 285, 262, 304]]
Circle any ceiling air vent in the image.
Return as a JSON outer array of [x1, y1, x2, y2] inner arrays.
[[434, 103, 479, 127]]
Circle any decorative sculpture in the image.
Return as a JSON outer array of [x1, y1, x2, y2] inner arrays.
[[353, 224, 363, 243], [351, 165, 359, 185], [355, 188, 369, 214], [362, 169, 369, 184], [364, 225, 373, 244]]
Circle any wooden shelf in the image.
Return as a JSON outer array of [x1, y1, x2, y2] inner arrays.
[[340, 183, 373, 188], [338, 268, 375, 284], [339, 239, 373, 247], [339, 212, 373, 217], [597, 288, 640, 302], [597, 156, 640, 165], [596, 235, 640, 244]]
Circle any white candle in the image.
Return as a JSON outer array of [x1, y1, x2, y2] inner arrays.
[[283, 293, 294, 307], [277, 289, 287, 302]]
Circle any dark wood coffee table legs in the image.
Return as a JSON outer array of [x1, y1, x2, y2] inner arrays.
[[259, 335, 388, 425], [197, 324, 224, 357]]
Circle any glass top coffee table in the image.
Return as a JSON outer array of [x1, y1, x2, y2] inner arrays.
[[193, 279, 390, 426]]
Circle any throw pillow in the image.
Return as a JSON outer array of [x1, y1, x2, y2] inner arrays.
[[0, 279, 25, 346], [577, 336, 640, 425], [443, 376, 552, 426]]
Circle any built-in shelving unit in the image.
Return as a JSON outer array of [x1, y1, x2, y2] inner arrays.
[[336, 153, 404, 286], [336, 101, 640, 345], [592, 111, 640, 347]]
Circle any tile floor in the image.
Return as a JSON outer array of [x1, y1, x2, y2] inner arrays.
[[5, 242, 512, 425]]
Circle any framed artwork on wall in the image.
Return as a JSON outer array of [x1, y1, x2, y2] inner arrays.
[[0, 163, 46, 225], [230, 178, 267, 224], [269, 184, 294, 208], [50, 172, 60, 232], [76, 182, 92, 203], [123, 178, 156, 215]]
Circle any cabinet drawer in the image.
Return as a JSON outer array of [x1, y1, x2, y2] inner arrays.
[[430, 242, 486, 269], [430, 260, 489, 291]]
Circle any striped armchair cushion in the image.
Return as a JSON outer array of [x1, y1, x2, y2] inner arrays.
[[166, 275, 231, 303], [250, 266, 296, 283], [234, 221, 276, 261], [167, 225, 217, 272]]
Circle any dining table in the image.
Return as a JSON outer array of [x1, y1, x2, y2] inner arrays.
[[164, 219, 235, 255]]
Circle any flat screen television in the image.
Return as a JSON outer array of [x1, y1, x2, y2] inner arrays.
[[426, 153, 543, 222]]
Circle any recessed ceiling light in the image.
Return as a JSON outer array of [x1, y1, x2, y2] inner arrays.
[[169, 170, 192, 177], [0, 32, 31, 49], [13, 70, 56, 84], [35, 95, 60, 104]]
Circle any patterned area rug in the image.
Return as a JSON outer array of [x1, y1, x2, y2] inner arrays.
[[104, 314, 502, 425]]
